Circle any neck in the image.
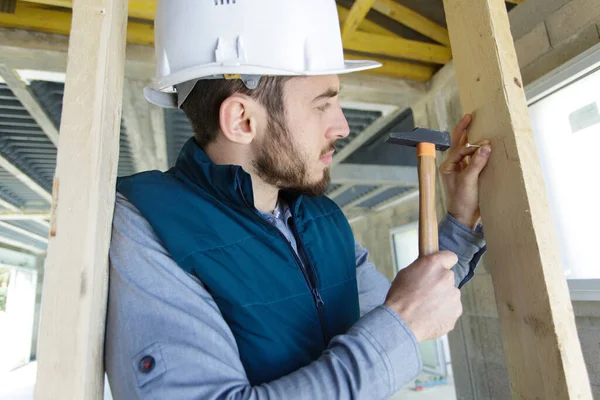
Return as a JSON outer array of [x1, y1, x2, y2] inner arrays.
[[204, 140, 280, 213]]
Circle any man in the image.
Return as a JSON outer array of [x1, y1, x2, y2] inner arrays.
[[105, 1, 491, 399]]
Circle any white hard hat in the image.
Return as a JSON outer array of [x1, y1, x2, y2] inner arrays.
[[144, 0, 382, 108]]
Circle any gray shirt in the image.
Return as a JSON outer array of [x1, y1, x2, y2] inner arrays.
[[106, 193, 486, 399]]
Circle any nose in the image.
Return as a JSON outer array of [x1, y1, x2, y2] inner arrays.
[[326, 105, 350, 140]]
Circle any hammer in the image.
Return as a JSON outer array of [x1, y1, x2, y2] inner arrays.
[[386, 128, 451, 257]]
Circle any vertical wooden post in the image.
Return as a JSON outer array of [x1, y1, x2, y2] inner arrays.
[[442, 0, 592, 398], [35, 0, 128, 398]]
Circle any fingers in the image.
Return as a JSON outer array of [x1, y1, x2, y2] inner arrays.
[[421, 251, 458, 270], [440, 145, 480, 173], [451, 114, 472, 148], [441, 139, 492, 173], [462, 144, 492, 185]]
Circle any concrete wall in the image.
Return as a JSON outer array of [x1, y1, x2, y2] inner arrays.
[[349, 0, 600, 397], [510, 0, 600, 86]]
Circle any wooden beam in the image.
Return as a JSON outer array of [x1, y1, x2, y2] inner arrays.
[[0, 2, 152, 45], [345, 31, 452, 64], [0, 64, 59, 146], [372, 0, 451, 46], [442, 0, 592, 398], [0, 28, 155, 79], [341, 0, 378, 41], [337, 4, 397, 38], [19, 0, 157, 20], [339, 74, 426, 107], [344, 53, 435, 81], [0, 154, 52, 202], [34, 0, 128, 398]]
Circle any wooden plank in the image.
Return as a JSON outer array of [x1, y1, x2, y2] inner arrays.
[[345, 31, 452, 64], [0, 28, 155, 80], [0, 64, 60, 146], [341, 0, 378, 41], [34, 0, 128, 398], [442, 0, 592, 398], [372, 0, 451, 46], [0, 2, 152, 45], [19, 0, 157, 20], [337, 4, 397, 38], [344, 53, 435, 81]]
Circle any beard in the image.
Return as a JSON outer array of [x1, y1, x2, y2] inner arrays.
[[253, 115, 334, 197]]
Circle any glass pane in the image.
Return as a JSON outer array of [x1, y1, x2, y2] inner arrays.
[[529, 68, 600, 279], [392, 223, 419, 272]]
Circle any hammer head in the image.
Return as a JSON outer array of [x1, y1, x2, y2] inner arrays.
[[386, 128, 451, 151]]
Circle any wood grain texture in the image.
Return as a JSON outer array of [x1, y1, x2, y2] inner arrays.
[[442, 0, 592, 398], [418, 155, 439, 256], [34, 0, 128, 398], [372, 0, 451, 46], [345, 31, 452, 64], [341, 0, 378, 41]]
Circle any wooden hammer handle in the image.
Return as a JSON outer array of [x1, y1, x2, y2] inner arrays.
[[417, 143, 439, 257]]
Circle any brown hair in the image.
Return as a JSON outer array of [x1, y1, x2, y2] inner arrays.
[[180, 76, 293, 149]]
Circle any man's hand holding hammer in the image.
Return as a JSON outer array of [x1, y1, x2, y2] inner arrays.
[[384, 114, 492, 343]]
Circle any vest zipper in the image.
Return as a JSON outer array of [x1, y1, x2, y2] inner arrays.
[[288, 217, 329, 344], [235, 180, 328, 346]]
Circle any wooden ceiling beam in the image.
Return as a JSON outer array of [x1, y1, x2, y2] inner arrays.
[[341, 0, 378, 41], [345, 31, 452, 64], [2, 2, 440, 80], [0, 2, 153, 45], [344, 53, 435, 81], [18, 0, 157, 20], [372, 0, 450, 46], [337, 4, 397, 38]]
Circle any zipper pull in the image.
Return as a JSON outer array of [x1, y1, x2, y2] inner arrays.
[[313, 289, 325, 308]]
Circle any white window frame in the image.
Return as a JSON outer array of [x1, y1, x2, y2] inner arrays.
[[389, 221, 419, 274], [525, 42, 600, 301]]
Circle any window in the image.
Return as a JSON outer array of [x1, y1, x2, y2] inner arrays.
[[390, 222, 419, 272], [527, 43, 600, 285]]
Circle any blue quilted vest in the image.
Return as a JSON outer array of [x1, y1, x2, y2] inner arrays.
[[117, 138, 360, 384]]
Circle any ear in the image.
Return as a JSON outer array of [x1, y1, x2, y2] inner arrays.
[[219, 94, 259, 145]]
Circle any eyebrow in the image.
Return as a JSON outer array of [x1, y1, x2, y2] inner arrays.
[[312, 88, 339, 103]]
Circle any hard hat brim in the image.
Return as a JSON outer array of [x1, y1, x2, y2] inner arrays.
[[144, 60, 382, 108]]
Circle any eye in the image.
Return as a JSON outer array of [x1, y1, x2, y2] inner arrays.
[[317, 103, 331, 112]]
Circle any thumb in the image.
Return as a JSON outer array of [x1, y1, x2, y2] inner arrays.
[[462, 145, 491, 184]]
